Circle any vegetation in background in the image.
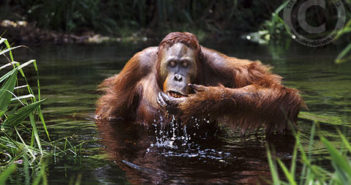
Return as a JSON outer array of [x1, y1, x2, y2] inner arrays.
[[1, 0, 350, 62], [252, 0, 351, 63], [0, 0, 284, 36], [268, 123, 351, 185], [335, 19, 351, 63]]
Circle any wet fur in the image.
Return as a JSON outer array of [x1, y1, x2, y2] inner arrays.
[[96, 32, 304, 133]]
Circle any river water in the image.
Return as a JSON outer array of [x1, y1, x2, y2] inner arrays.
[[13, 40, 351, 184]]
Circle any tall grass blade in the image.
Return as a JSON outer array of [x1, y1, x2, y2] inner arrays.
[[0, 164, 16, 184], [3, 39, 15, 62], [15, 127, 36, 160], [337, 130, 351, 153], [290, 142, 298, 178], [17, 60, 36, 77], [23, 155, 30, 185], [0, 46, 23, 57], [14, 85, 29, 90], [32, 59, 50, 140], [335, 43, 351, 64], [38, 110, 50, 141], [11, 94, 35, 101], [17, 60, 36, 70], [29, 113, 43, 154], [277, 159, 297, 185], [297, 133, 308, 185], [0, 68, 17, 83], [0, 70, 18, 115], [267, 146, 280, 185], [0, 38, 6, 45], [0, 62, 19, 71], [32, 162, 48, 185], [2, 99, 46, 128], [308, 123, 316, 159], [321, 137, 351, 184], [335, 19, 351, 39], [274, 1, 289, 14]]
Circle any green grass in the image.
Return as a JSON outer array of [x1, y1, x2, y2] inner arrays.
[[0, 37, 48, 157], [0, 37, 49, 184], [335, 19, 351, 64], [267, 123, 351, 185], [0, 38, 86, 185]]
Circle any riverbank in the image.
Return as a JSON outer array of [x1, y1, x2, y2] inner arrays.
[[0, 20, 152, 45], [0, 19, 241, 46]]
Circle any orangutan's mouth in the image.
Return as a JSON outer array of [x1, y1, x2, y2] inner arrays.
[[167, 91, 187, 98]]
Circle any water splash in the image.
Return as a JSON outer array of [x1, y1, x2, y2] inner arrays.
[[147, 115, 231, 163]]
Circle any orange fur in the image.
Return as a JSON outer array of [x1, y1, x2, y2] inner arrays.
[[96, 32, 304, 133]]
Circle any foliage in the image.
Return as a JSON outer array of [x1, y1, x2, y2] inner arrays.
[[267, 123, 351, 185], [335, 19, 351, 64], [0, 37, 49, 184], [0, 37, 87, 184], [241, 0, 351, 63], [0, 37, 48, 160], [259, 0, 291, 44], [1, 0, 283, 35], [18, 0, 117, 34]]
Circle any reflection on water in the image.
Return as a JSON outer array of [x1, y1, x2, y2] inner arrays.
[[96, 118, 295, 184], [11, 42, 351, 184]]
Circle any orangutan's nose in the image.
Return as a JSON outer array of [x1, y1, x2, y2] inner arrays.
[[174, 74, 183, 82]]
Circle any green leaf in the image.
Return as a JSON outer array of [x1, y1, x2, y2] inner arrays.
[[274, 0, 289, 14], [290, 142, 298, 178], [0, 70, 18, 113], [0, 68, 17, 84], [0, 45, 22, 57], [299, 111, 346, 126], [11, 94, 35, 101], [0, 62, 19, 71], [17, 60, 36, 78], [277, 159, 297, 185], [0, 38, 6, 45], [2, 99, 46, 129], [29, 113, 43, 154], [267, 146, 280, 185], [335, 43, 351, 64], [321, 137, 351, 184], [0, 164, 16, 184], [338, 130, 351, 153], [2, 38, 15, 61]]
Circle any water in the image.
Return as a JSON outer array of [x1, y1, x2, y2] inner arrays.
[[12, 41, 351, 184]]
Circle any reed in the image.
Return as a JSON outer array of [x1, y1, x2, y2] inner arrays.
[[0, 37, 49, 184], [267, 123, 351, 185], [335, 19, 351, 64]]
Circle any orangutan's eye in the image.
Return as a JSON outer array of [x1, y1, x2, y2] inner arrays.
[[169, 60, 176, 67], [181, 61, 189, 68]]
